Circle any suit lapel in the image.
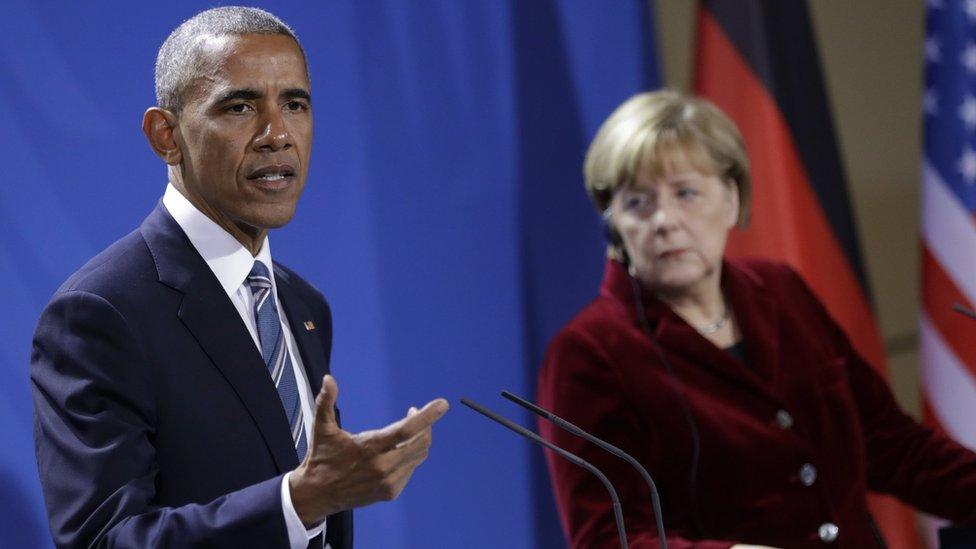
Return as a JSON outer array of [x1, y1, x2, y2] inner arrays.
[[723, 261, 783, 390], [276, 267, 356, 549], [275, 268, 329, 396], [646, 261, 784, 405], [141, 203, 299, 474], [178, 278, 300, 473]]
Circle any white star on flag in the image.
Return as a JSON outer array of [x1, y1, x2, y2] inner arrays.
[[926, 36, 941, 62], [958, 146, 976, 184], [925, 88, 939, 115], [962, 43, 976, 72], [967, 0, 976, 21], [961, 95, 976, 130]]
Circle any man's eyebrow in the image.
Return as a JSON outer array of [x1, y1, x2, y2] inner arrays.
[[281, 88, 311, 103], [214, 88, 263, 104]]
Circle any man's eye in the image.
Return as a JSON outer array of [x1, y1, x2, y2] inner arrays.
[[285, 101, 308, 112], [227, 103, 252, 113]]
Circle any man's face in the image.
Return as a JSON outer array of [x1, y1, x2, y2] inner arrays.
[[172, 33, 312, 236]]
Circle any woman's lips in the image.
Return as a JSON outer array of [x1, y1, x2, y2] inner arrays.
[[657, 248, 687, 260]]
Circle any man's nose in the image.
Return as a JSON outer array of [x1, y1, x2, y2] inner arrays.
[[253, 109, 292, 151]]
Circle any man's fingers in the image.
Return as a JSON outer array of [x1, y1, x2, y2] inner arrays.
[[370, 398, 448, 451], [399, 399, 448, 440], [376, 428, 433, 476], [313, 375, 340, 432], [395, 423, 430, 450], [394, 406, 421, 447]]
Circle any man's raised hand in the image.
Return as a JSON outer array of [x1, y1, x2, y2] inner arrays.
[[289, 375, 449, 526]]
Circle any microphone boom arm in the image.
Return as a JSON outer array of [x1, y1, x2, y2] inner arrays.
[[460, 397, 628, 549], [501, 391, 667, 549]]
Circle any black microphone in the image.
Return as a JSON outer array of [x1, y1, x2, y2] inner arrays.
[[501, 391, 668, 549], [952, 302, 976, 320], [460, 397, 629, 549]]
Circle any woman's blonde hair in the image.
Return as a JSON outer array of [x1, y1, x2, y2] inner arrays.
[[584, 90, 751, 226]]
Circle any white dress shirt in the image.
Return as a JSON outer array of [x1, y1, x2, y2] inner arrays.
[[163, 184, 325, 548]]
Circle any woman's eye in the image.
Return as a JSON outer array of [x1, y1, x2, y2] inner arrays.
[[677, 187, 699, 200], [624, 196, 645, 209]]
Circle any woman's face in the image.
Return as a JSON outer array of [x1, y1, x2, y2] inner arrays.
[[609, 151, 739, 297]]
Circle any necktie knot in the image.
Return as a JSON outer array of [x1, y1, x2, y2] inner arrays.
[[247, 261, 273, 298], [248, 260, 272, 283]]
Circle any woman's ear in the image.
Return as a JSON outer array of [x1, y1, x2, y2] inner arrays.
[[142, 107, 182, 166], [724, 178, 740, 229]]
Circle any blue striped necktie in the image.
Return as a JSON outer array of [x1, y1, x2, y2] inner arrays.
[[247, 261, 307, 461]]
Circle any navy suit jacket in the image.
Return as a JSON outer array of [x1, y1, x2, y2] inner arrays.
[[31, 204, 353, 548]]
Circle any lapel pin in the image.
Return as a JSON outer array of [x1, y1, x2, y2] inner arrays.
[[304, 321, 316, 331]]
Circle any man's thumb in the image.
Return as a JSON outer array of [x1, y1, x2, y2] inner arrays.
[[315, 374, 339, 427]]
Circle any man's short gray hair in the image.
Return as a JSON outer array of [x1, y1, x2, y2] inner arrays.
[[154, 6, 304, 112]]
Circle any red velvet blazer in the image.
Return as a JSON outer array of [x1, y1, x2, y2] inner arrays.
[[537, 259, 976, 549]]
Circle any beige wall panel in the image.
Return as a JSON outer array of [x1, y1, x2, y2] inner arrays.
[[653, 0, 925, 416]]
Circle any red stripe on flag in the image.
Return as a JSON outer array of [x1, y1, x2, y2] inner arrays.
[[921, 245, 976, 382], [921, 397, 950, 436], [694, 9, 918, 549], [693, 10, 884, 372]]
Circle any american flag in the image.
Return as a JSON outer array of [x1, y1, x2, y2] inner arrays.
[[920, 0, 976, 542]]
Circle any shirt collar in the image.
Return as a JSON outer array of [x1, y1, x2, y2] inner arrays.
[[162, 183, 275, 298]]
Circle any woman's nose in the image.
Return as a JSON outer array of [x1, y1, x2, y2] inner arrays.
[[651, 202, 677, 233]]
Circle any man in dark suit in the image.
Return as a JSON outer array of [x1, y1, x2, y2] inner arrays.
[[30, 7, 448, 548]]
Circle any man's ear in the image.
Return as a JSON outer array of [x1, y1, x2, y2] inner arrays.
[[142, 107, 182, 166]]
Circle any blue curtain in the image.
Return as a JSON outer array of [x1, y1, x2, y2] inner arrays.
[[2, 1, 658, 546]]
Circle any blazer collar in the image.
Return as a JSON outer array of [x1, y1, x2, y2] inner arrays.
[[275, 267, 329, 395], [140, 203, 301, 473], [600, 258, 784, 401], [161, 183, 262, 299]]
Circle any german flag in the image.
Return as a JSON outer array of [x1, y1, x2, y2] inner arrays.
[[694, 1, 917, 547]]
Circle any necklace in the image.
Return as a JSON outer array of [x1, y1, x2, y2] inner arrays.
[[697, 306, 730, 335]]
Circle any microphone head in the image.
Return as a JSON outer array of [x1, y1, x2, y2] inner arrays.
[[501, 390, 554, 420]]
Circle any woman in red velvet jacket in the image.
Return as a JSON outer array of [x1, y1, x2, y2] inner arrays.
[[537, 90, 976, 549]]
